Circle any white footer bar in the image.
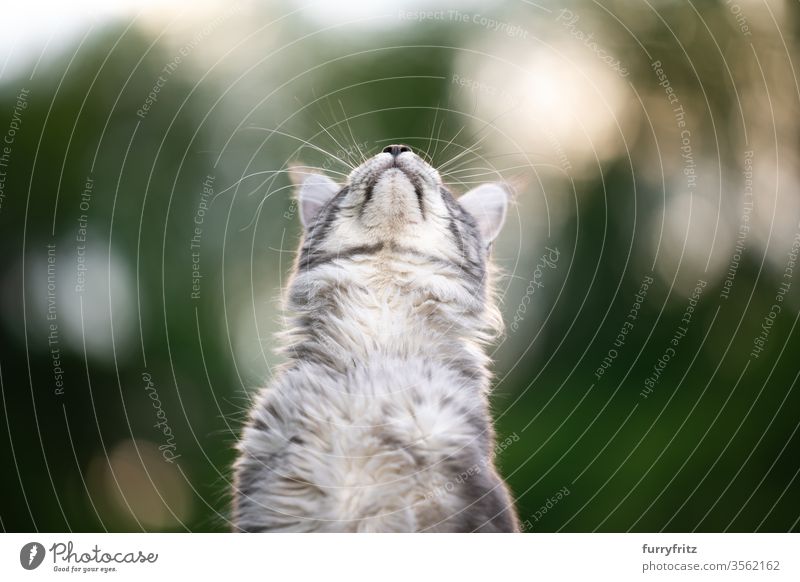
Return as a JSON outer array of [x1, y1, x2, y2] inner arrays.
[[1, 533, 797, 581]]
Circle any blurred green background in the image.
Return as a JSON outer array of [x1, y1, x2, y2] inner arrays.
[[1, 0, 799, 532]]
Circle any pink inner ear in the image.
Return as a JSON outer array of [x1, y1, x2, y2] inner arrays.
[[299, 174, 339, 226], [458, 183, 509, 243]]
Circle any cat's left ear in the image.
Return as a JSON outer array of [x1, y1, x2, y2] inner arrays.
[[458, 183, 509, 244], [296, 173, 339, 227]]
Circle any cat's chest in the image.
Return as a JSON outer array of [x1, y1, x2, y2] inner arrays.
[[271, 358, 487, 457]]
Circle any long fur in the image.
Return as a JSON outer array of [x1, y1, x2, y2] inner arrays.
[[232, 148, 519, 532]]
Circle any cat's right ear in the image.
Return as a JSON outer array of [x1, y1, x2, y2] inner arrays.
[[296, 173, 339, 228]]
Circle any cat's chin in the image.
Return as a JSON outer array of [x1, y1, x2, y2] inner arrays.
[[360, 168, 423, 228]]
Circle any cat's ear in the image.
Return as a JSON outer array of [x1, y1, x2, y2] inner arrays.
[[458, 183, 509, 244], [296, 173, 339, 227]]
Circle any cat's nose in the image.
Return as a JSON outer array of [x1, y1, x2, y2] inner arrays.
[[382, 144, 412, 157]]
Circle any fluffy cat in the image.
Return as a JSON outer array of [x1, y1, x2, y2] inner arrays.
[[233, 144, 519, 532]]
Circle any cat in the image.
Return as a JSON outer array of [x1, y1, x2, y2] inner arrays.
[[232, 144, 519, 532]]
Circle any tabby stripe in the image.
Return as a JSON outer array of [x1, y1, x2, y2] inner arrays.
[[387, 242, 485, 285], [358, 176, 379, 217], [299, 242, 384, 271], [305, 186, 349, 242]]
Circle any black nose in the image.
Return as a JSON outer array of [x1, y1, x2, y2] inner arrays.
[[382, 144, 412, 157]]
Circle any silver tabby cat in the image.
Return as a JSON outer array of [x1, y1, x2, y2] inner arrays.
[[233, 144, 519, 532]]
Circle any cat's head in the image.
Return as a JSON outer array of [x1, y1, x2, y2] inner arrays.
[[294, 144, 509, 275]]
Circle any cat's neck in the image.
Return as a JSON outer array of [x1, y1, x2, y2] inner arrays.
[[281, 258, 496, 380]]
